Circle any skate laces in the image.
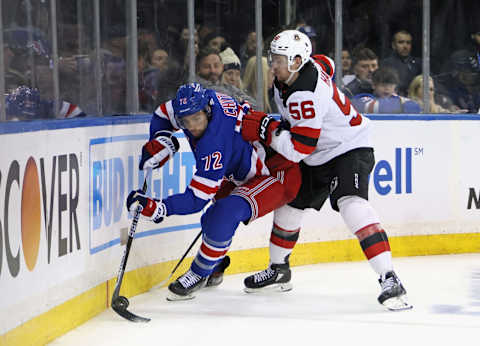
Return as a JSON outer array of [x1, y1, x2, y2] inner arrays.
[[380, 272, 398, 292], [179, 270, 202, 288], [253, 267, 276, 283]]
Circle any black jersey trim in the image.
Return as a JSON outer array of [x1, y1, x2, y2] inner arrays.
[[291, 132, 319, 147], [275, 61, 318, 107]]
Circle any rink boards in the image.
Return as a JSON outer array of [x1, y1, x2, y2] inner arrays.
[[0, 114, 479, 345]]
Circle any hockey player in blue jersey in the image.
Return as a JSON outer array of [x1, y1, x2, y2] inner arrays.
[[126, 83, 301, 300]]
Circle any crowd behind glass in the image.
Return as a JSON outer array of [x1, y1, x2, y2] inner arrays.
[[1, 0, 479, 122]]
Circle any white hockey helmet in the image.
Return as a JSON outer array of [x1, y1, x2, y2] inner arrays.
[[269, 30, 312, 73]]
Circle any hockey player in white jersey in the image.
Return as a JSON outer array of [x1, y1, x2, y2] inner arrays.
[[241, 29, 412, 311]]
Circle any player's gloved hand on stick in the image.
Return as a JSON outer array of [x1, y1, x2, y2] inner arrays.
[[126, 190, 166, 223], [241, 110, 279, 145], [139, 131, 180, 170]]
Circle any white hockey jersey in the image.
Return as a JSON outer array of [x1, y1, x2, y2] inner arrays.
[[270, 59, 371, 166]]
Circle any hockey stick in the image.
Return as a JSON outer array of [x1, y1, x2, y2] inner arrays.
[[155, 229, 202, 289], [111, 169, 152, 323]]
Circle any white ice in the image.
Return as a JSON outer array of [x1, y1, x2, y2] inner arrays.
[[49, 254, 480, 346]]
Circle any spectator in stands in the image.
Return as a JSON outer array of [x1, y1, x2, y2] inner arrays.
[[196, 47, 256, 107], [3, 27, 51, 91], [139, 41, 184, 111], [137, 41, 150, 73], [101, 24, 127, 61], [197, 47, 224, 84], [407, 75, 451, 113], [57, 23, 89, 75], [2, 41, 29, 92], [342, 47, 378, 98], [138, 42, 153, 111], [203, 32, 228, 53], [180, 27, 200, 57], [5, 85, 85, 121], [239, 31, 257, 75], [352, 67, 420, 114], [342, 49, 353, 76], [138, 28, 159, 55], [169, 27, 199, 74], [435, 50, 480, 113], [141, 59, 184, 111], [219, 47, 243, 89], [242, 56, 275, 113], [197, 23, 216, 45], [381, 30, 422, 96], [150, 48, 169, 73], [103, 57, 127, 114]]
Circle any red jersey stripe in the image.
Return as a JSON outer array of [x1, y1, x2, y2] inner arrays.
[[200, 243, 228, 258], [65, 103, 76, 117], [190, 179, 219, 195], [292, 138, 316, 155], [159, 103, 171, 122]]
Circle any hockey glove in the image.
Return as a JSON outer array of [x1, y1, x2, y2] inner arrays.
[[126, 189, 166, 223], [241, 110, 279, 146], [139, 131, 180, 170]]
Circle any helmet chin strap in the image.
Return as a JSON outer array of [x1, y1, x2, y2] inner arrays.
[[285, 64, 302, 85], [285, 71, 297, 85]]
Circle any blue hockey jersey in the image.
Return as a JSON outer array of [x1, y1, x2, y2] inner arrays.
[[149, 90, 269, 216]]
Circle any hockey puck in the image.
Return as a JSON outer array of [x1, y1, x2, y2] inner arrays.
[[112, 296, 129, 310]]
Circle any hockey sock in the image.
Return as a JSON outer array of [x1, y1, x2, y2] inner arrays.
[[191, 195, 251, 277], [270, 205, 304, 264], [269, 223, 300, 264], [191, 234, 231, 277], [355, 223, 393, 275], [338, 196, 393, 275]]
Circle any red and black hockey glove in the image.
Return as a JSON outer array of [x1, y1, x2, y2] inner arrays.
[[139, 131, 180, 170], [241, 110, 279, 146], [126, 189, 166, 224]]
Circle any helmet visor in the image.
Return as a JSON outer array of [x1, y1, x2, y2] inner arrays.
[[268, 51, 288, 69]]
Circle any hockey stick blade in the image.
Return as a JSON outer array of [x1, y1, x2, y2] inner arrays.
[[112, 296, 151, 323], [111, 168, 152, 323]]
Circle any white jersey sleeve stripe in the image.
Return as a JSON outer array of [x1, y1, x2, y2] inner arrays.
[[270, 130, 310, 163], [189, 175, 222, 200], [154, 100, 180, 130]]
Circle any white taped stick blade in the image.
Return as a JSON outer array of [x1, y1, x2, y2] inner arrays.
[[381, 295, 413, 311]]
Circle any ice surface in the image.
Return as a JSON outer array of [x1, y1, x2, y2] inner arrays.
[[49, 254, 480, 346]]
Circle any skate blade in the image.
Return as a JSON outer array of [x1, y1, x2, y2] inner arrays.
[[382, 295, 413, 311], [244, 282, 293, 293], [166, 291, 195, 301]]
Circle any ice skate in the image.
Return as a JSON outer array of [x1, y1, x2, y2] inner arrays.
[[206, 256, 231, 287], [378, 271, 413, 311], [167, 269, 207, 301], [244, 262, 292, 293]]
